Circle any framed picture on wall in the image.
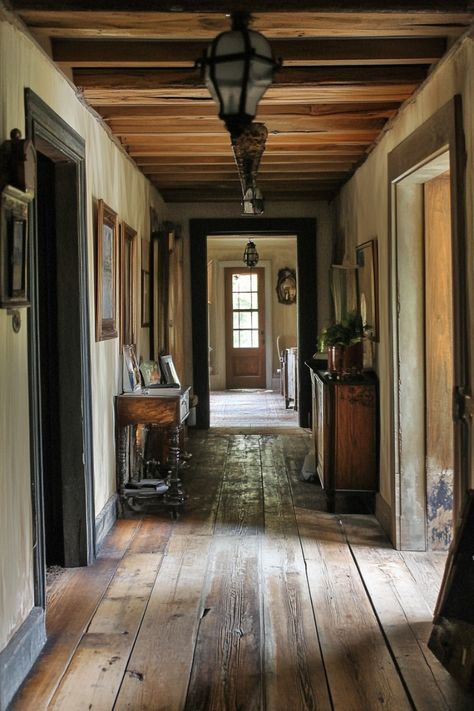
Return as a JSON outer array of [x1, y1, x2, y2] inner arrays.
[[95, 199, 118, 341], [120, 221, 137, 346], [0, 185, 32, 308], [141, 238, 150, 327], [356, 238, 379, 341]]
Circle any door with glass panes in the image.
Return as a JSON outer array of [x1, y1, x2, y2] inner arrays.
[[225, 267, 266, 388]]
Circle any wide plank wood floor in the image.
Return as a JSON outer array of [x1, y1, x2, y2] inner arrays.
[[12, 431, 474, 710]]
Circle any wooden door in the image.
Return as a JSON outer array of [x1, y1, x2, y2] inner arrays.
[[225, 267, 266, 389], [424, 173, 454, 550]]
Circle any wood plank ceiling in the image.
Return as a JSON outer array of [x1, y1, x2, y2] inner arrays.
[[10, 1, 474, 203]]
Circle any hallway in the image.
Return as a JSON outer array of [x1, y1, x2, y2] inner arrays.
[[12, 431, 473, 711]]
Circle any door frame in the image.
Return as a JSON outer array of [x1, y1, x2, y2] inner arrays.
[[26, 89, 95, 608], [388, 95, 468, 549], [190, 217, 317, 428]]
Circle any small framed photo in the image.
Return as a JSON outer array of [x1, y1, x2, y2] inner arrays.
[[356, 238, 379, 341], [123, 344, 142, 392], [159, 354, 180, 387], [96, 199, 118, 341], [0, 185, 32, 308]]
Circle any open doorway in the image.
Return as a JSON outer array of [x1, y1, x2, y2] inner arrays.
[[26, 90, 95, 610], [206, 234, 299, 428], [191, 218, 318, 429], [388, 96, 468, 555]]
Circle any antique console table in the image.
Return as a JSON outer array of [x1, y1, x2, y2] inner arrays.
[[115, 387, 190, 517], [307, 364, 378, 513]]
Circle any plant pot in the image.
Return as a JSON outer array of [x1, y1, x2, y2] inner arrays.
[[327, 342, 363, 376], [342, 341, 363, 374], [327, 345, 344, 374]]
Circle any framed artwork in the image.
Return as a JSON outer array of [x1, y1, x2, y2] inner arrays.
[[141, 238, 150, 327], [120, 221, 137, 346], [276, 267, 297, 305], [356, 238, 379, 341], [96, 199, 118, 341], [122, 344, 141, 392], [0, 185, 32, 308], [159, 354, 180, 387]]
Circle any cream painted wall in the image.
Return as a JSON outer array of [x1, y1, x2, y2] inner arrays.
[[167, 201, 334, 389], [0, 16, 166, 649], [207, 238, 297, 389], [334, 34, 474, 508]]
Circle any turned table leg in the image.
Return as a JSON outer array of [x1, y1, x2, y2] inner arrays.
[[163, 425, 186, 515]]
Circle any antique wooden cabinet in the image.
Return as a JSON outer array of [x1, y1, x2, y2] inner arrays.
[[310, 368, 377, 511]]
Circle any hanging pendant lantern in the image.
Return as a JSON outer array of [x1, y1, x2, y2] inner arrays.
[[197, 12, 280, 139], [243, 239, 259, 268]]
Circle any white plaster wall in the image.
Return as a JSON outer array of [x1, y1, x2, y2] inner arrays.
[[0, 16, 166, 649], [334, 34, 474, 506], [167, 201, 334, 388]]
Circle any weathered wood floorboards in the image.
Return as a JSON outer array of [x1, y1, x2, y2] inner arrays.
[[12, 432, 474, 710]]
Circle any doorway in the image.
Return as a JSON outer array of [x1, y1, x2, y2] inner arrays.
[[225, 267, 266, 389], [388, 96, 468, 552], [191, 218, 317, 429], [26, 90, 95, 609]]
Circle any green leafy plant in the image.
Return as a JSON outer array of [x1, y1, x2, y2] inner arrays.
[[317, 311, 363, 352]]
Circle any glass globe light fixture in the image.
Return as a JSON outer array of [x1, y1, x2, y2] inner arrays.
[[243, 239, 259, 268], [197, 12, 280, 138]]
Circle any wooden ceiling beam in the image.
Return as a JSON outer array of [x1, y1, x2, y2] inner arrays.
[[143, 163, 355, 174], [97, 102, 400, 120], [108, 117, 387, 134], [146, 173, 350, 183], [129, 147, 366, 157], [159, 190, 336, 203], [52, 37, 446, 67], [11, 2, 474, 13], [134, 155, 359, 166], [119, 131, 380, 144], [15, 10, 473, 39], [74, 65, 428, 89]]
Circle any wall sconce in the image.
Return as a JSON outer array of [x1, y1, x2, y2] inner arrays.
[[243, 239, 259, 268], [197, 12, 280, 139]]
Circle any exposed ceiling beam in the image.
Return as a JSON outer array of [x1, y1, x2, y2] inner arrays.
[[98, 102, 400, 120], [14, 10, 473, 39], [10, 1, 474, 12], [52, 37, 446, 67]]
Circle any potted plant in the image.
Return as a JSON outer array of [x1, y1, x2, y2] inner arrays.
[[318, 311, 364, 375]]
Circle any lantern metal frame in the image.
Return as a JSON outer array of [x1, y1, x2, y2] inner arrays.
[[243, 238, 259, 268], [197, 12, 280, 138]]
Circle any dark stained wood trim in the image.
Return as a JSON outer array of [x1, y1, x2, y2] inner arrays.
[[190, 217, 317, 429], [25, 89, 95, 609], [52, 37, 446, 67]]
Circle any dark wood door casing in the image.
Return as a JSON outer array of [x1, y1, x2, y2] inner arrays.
[[190, 217, 317, 429]]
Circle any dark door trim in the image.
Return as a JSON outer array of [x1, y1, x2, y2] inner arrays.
[[26, 89, 95, 608], [190, 217, 317, 428]]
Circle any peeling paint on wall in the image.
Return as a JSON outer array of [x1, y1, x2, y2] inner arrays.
[[427, 466, 454, 550]]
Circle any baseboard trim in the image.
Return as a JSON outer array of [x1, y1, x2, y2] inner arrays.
[[0, 607, 46, 710], [95, 493, 118, 553], [375, 493, 393, 542]]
